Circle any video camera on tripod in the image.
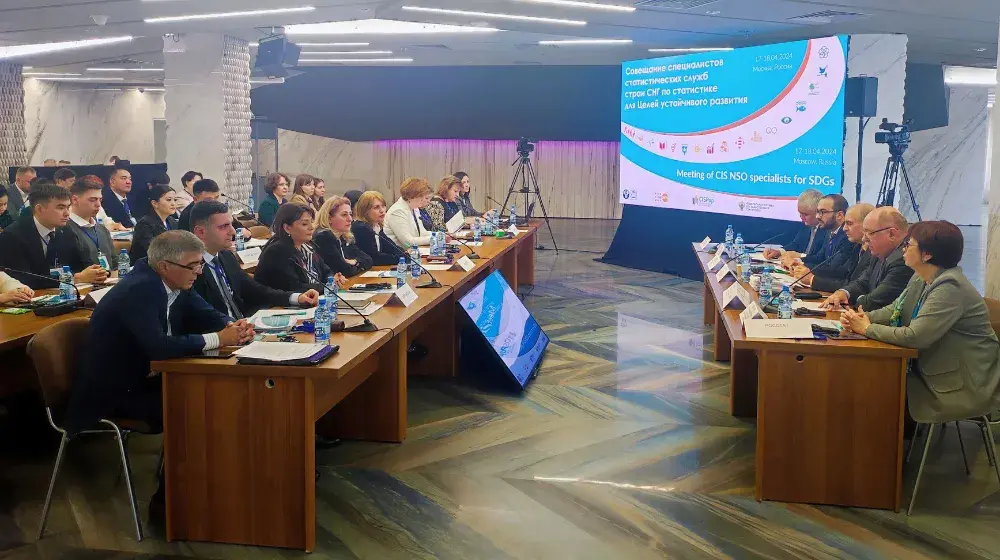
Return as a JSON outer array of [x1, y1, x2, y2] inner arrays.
[[874, 119, 911, 155], [517, 137, 536, 158], [874, 118, 921, 220]]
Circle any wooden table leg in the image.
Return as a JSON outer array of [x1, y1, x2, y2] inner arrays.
[[730, 349, 758, 417], [755, 350, 906, 510], [517, 230, 535, 286], [499, 249, 518, 290], [163, 372, 316, 550], [713, 311, 732, 362], [703, 280, 716, 326], [407, 298, 458, 378]]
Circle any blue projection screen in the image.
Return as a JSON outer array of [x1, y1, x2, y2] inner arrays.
[[458, 270, 549, 388], [620, 35, 848, 221]]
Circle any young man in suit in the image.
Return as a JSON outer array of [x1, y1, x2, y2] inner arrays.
[[178, 179, 222, 231], [53, 167, 76, 189], [63, 177, 118, 271], [0, 182, 107, 288], [794, 203, 874, 292], [824, 206, 913, 311], [5, 166, 35, 217], [190, 200, 319, 318], [785, 193, 854, 271], [102, 168, 137, 228]]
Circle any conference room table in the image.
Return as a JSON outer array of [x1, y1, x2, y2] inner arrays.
[[151, 222, 539, 551], [693, 243, 918, 512]]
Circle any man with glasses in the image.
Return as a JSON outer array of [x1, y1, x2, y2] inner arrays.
[[763, 189, 827, 261], [782, 193, 852, 271], [792, 202, 875, 291], [189, 200, 319, 318], [822, 206, 912, 310]]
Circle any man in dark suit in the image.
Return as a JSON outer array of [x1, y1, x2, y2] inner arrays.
[[763, 189, 827, 262], [179, 178, 250, 238], [824, 206, 913, 311], [101, 168, 137, 228], [0, 183, 108, 288], [799, 203, 875, 292], [795, 194, 854, 270], [189, 201, 319, 318], [5, 166, 35, 217]]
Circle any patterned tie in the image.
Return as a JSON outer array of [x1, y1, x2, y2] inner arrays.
[[211, 260, 244, 320], [122, 199, 133, 222]]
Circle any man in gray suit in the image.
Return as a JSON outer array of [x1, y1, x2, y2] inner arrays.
[[5, 166, 36, 216], [823, 206, 913, 311]]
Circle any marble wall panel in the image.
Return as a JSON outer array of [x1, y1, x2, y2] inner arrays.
[[985, 42, 1000, 300]]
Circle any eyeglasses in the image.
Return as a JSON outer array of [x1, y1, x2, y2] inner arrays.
[[165, 259, 204, 273], [816, 209, 837, 216], [863, 226, 894, 238]]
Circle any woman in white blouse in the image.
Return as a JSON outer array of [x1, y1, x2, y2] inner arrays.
[[0, 271, 33, 305], [384, 177, 440, 249]]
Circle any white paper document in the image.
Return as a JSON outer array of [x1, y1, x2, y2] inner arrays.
[[453, 230, 471, 239], [446, 212, 466, 234], [244, 238, 268, 248], [249, 308, 315, 331], [336, 292, 374, 303], [339, 302, 382, 315], [419, 247, 431, 256], [739, 301, 768, 325], [743, 319, 814, 339], [234, 341, 327, 362], [360, 270, 395, 278], [422, 264, 454, 271], [237, 247, 261, 266]]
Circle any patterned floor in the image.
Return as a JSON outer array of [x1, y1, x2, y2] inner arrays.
[[2, 219, 1000, 560]]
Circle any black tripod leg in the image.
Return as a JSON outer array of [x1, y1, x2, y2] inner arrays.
[[502, 163, 524, 218], [524, 160, 559, 254], [898, 160, 922, 222], [877, 156, 893, 207]]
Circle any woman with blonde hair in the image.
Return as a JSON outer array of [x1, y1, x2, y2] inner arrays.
[[352, 191, 403, 266], [314, 196, 373, 277], [384, 177, 439, 248], [289, 174, 317, 210], [425, 175, 467, 232]]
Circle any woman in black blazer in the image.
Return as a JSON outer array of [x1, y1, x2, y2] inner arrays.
[[253, 203, 341, 293], [313, 197, 373, 277], [351, 191, 404, 266], [129, 184, 179, 262]]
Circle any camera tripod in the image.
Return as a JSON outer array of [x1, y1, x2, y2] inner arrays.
[[501, 152, 559, 254], [875, 144, 922, 221]]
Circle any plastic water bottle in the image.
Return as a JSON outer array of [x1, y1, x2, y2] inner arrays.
[[397, 257, 408, 288], [410, 248, 422, 281], [235, 231, 245, 252], [248, 193, 256, 215], [472, 218, 482, 243], [59, 266, 74, 301], [509, 203, 518, 228], [97, 250, 110, 271], [759, 265, 774, 300], [324, 276, 338, 322], [435, 232, 447, 256], [314, 296, 330, 344], [733, 233, 744, 259], [117, 249, 129, 278], [725, 224, 734, 252], [778, 285, 793, 319], [736, 234, 751, 282], [489, 208, 499, 234]]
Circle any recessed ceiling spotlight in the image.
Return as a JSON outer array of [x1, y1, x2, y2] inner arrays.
[[144, 6, 315, 23], [401, 6, 586, 26], [511, 0, 634, 12]]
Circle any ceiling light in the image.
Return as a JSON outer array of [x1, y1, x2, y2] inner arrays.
[[298, 42, 371, 46], [298, 57, 414, 63], [144, 6, 315, 24], [511, 0, 634, 11], [23, 72, 83, 76], [139, 87, 166, 91], [286, 19, 500, 34], [299, 50, 393, 55], [539, 39, 631, 45], [975, 47, 987, 52], [87, 67, 164, 72], [0, 36, 133, 60], [32, 77, 126, 81], [943, 65, 997, 86], [250, 77, 286, 84], [22, 66, 33, 69], [401, 6, 586, 25], [648, 47, 733, 53], [706, 10, 721, 15]]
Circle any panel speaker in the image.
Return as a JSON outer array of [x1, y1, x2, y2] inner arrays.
[[845, 76, 878, 118]]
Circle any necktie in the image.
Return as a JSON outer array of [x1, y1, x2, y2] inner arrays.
[[122, 199, 133, 221], [211, 260, 244, 319], [804, 226, 817, 255], [42, 231, 55, 257]]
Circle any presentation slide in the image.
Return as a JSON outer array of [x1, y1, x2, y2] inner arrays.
[[620, 35, 848, 221], [459, 270, 549, 388]]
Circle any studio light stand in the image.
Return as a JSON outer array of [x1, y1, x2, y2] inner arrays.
[[874, 119, 922, 221], [501, 137, 559, 254]]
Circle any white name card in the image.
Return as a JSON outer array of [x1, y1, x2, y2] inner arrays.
[[508, 224, 520, 235], [743, 319, 814, 340], [707, 252, 723, 270], [84, 286, 113, 307], [385, 283, 418, 308], [722, 283, 752, 309], [697, 236, 711, 250], [237, 247, 262, 265], [451, 255, 476, 272], [739, 301, 768, 325], [715, 262, 734, 282]]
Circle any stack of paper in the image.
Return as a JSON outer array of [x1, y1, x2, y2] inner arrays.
[[244, 238, 268, 248], [249, 308, 315, 331], [234, 342, 327, 362]]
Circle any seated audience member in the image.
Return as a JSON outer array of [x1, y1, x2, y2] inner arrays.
[[130, 184, 178, 262], [313, 178, 327, 208], [6, 166, 36, 217], [53, 167, 76, 189], [43, 158, 58, 167], [783, 193, 852, 270], [178, 178, 222, 231], [174, 170, 203, 212], [385, 177, 436, 248], [290, 174, 318, 210], [426, 175, 466, 232], [78, 174, 125, 232], [102, 167, 137, 228], [0, 188, 13, 231], [794, 203, 874, 291], [190, 201, 318, 318], [0, 183, 106, 288], [107, 155, 120, 166], [63, 176, 118, 272], [254, 203, 344, 293], [763, 189, 826, 260], [454, 171, 482, 218], [257, 172, 289, 227], [353, 191, 404, 266], [58, 160, 71, 166], [344, 189, 362, 209], [823, 206, 913, 310], [0, 271, 33, 305], [63, 230, 254, 519], [130, 171, 169, 221], [841, 221, 1000, 424], [314, 197, 373, 277]]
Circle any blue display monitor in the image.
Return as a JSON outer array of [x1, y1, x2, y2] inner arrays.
[[458, 270, 549, 388]]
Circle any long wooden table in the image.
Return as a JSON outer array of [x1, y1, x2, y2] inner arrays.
[[694, 243, 917, 511], [151, 223, 539, 551]]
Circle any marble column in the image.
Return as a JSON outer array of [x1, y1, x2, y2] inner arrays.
[[0, 62, 27, 174], [985, 35, 1000, 299], [164, 34, 252, 204]]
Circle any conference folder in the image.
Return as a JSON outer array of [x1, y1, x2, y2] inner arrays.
[[233, 341, 338, 366]]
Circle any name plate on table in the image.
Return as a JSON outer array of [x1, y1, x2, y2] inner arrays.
[[451, 255, 476, 272], [237, 247, 262, 265], [707, 252, 723, 270], [715, 262, 734, 282], [385, 284, 418, 308], [721, 283, 750, 309], [84, 286, 114, 307], [697, 236, 711, 250], [743, 319, 814, 340], [739, 301, 768, 325]]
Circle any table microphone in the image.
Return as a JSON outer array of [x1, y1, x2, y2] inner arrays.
[[449, 233, 481, 259], [289, 259, 380, 332], [0, 266, 85, 317], [745, 231, 791, 252], [760, 252, 838, 308], [223, 195, 256, 218], [377, 234, 444, 289]]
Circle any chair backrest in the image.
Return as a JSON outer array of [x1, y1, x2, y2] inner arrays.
[[985, 298, 1000, 337], [26, 317, 90, 412], [249, 225, 270, 239]]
